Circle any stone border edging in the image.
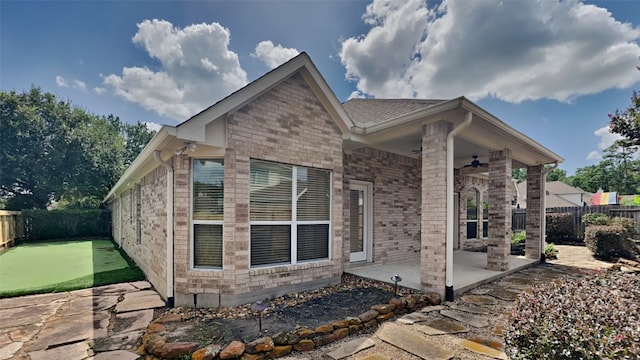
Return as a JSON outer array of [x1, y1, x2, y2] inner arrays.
[[138, 291, 442, 359]]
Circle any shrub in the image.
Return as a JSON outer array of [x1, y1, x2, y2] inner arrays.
[[544, 243, 558, 259], [511, 231, 526, 245], [21, 209, 111, 241], [546, 213, 576, 243], [610, 217, 638, 237], [584, 225, 637, 261], [582, 213, 610, 226], [505, 270, 640, 359]]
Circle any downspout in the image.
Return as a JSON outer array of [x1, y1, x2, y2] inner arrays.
[[153, 150, 175, 307], [540, 161, 558, 263], [445, 111, 473, 302]]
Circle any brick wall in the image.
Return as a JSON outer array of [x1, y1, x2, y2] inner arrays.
[[109, 166, 168, 298], [488, 149, 512, 271], [344, 147, 421, 264], [525, 165, 542, 259], [172, 73, 345, 306], [420, 121, 451, 297]]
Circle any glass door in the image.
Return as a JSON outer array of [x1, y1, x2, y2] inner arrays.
[[349, 182, 370, 262]]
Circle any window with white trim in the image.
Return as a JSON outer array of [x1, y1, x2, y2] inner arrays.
[[192, 159, 224, 269], [249, 160, 330, 267]]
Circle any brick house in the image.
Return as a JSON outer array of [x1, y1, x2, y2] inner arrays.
[[105, 53, 563, 307]]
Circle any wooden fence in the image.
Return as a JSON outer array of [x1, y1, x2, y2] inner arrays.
[[0, 210, 23, 253], [511, 205, 640, 237]]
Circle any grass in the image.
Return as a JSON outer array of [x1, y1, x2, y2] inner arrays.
[[0, 239, 144, 298]]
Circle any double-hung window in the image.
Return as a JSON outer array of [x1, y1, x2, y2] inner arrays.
[[192, 159, 224, 269], [249, 160, 330, 267]]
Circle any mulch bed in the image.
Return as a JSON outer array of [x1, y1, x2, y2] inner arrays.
[[155, 274, 420, 343]]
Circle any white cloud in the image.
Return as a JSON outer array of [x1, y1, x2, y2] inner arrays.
[[56, 75, 88, 92], [252, 41, 300, 69], [348, 90, 366, 100], [586, 151, 602, 161], [72, 79, 87, 92], [103, 19, 248, 120], [339, 0, 640, 102], [144, 121, 163, 132], [94, 87, 106, 94], [55, 75, 68, 87], [594, 125, 623, 150]]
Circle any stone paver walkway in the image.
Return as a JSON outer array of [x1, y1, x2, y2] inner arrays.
[[314, 251, 613, 360], [0, 281, 164, 360]]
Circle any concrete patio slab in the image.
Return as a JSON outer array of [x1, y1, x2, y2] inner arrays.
[[57, 296, 119, 317], [0, 292, 70, 309]]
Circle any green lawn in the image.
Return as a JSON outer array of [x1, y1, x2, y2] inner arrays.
[[0, 239, 144, 297]]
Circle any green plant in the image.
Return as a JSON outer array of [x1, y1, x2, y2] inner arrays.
[[546, 213, 576, 243], [610, 217, 638, 237], [505, 270, 640, 359], [544, 243, 558, 259], [585, 225, 637, 261], [582, 213, 610, 226], [511, 231, 526, 245]]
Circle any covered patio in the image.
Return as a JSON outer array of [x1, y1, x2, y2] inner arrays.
[[346, 251, 538, 295], [342, 97, 564, 301]]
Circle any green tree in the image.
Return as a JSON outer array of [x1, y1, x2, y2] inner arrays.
[[546, 168, 567, 182], [512, 168, 527, 183], [0, 88, 156, 210], [609, 91, 640, 146]]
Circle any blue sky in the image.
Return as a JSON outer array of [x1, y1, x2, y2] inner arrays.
[[2, 0, 639, 175]]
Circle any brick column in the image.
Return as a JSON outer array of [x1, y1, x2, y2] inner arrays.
[[421, 121, 451, 297], [487, 149, 512, 271], [525, 165, 543, 260]]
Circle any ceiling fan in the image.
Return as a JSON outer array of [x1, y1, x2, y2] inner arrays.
[[462, 155, 488, 169]]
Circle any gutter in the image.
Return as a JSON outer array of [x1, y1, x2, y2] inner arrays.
[[445, 111, 473, 301], [153, 150, 175, 307], [540, 161, 558, 263]]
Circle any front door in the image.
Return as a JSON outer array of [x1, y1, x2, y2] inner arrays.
[[349, 182, 371, 262]]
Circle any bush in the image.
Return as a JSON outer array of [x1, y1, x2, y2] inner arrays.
[[21, 209, 111, 241], [544, 243, 558, 259], [584, 225, 637, 261], [610, 217, 638, 237], [511, 231, 526, 245], [582, 213, 610, 226], [505, 270, 640, 359], [546, 213, 576, 243]]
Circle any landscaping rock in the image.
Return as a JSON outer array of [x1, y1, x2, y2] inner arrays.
[[273, 331, 295, 345], [270, 345, 292, 358], [376, 312, 394, 322], [333, 327, 349, 340], [440, 310, 489, 328], [113, 309, 154, 333], [147, 323, 165, 333], [293, 339, 315, 351], [420, 305, 445, 313], [315, 324, 334, 334], [371, 304, 395, 314], [397, 312, 428, 324], [153, 313, 182, 324], [345, 317, 361, 325], [245, 337, 274, 354], [415, 318, 469, 335], [314, 333, 336, 346], [290, 327, 315, 340], [150, 342, 199, 359], [348, 324, 362, 334], [424, 292, 441, 305], [403, 296, 416, 310], [143, 333, 166, 354], [220, 340, 245, 359], [389, 298, 404, 309], [331, 319, 349, 328], [358, 310, 379, 322], [191, 344, 222, 360], [363, 319, 377, 328], [241, 353, 265, 360], [455, 338, 508, 360]]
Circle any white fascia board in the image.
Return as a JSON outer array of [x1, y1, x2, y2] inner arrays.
[[104, 125, 177, 202], [459, 98, 564, 164], [176, 52, 354, 140]]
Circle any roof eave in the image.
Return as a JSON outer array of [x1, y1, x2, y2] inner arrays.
[[104, 125, 177, 202]]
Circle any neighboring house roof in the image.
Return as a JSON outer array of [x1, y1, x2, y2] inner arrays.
[[342, 99, 446, 127], [515, 180, 592, 208]]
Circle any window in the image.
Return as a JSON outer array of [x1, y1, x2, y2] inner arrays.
[[249, 160, 330, 267], [192, 159, 224, 269]]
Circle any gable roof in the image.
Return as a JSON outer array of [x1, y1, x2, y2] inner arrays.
[[342, 98, 446, 127]]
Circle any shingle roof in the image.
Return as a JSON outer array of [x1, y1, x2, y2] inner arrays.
[[342, 98, 447, 127]]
